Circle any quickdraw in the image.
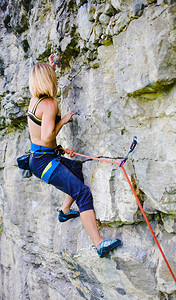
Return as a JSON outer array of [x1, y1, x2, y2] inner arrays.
[[119, 136, 137, 167]]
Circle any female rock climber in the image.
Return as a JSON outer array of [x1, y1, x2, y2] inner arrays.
[[27, 54, 122, 257]]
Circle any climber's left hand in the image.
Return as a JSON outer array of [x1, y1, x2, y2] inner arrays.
[[49, 54, 56, 72]]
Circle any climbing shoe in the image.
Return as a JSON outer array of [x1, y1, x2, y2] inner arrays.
[[97, 238, 122, 258], [58, 209, 80, 222]]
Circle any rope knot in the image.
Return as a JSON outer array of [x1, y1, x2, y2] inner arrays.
[[65, 148, 76, 158]]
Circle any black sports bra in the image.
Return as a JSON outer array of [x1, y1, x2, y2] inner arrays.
[[27, 96, 61, 126]]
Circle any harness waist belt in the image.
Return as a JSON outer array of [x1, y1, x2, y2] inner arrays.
[[31, 142, 55, 154], [41, 158, 60, 183]]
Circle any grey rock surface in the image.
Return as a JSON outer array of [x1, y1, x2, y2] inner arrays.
[[0, 0, 176, 299]]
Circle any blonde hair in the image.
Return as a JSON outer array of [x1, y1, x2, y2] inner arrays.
[[29, 63, 57, 98]]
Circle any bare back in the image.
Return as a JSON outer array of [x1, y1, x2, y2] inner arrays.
[[28, 97, 58, 148]]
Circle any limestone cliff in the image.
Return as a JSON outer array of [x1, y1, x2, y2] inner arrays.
[[0, 0, 176, 299]]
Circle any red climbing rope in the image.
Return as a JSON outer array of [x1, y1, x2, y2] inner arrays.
[[61, 147, 176, 284]]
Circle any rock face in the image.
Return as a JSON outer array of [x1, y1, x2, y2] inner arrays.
[[0, 1, 176, 299]]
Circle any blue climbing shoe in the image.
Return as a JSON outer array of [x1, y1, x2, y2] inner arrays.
[[58, 209, 80, 222], [97, 238, 122, 258]]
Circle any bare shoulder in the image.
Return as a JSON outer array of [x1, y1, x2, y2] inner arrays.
[[43, 98, 58, 112]]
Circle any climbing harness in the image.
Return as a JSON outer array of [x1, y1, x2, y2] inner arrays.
[[17, 144, 63, 182], [59, 139, 176, 284], [41, 157, 61, 183], [30, 143, 63, 184]]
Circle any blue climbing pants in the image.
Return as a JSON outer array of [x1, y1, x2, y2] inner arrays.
[[29, 144, 94, 213]]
